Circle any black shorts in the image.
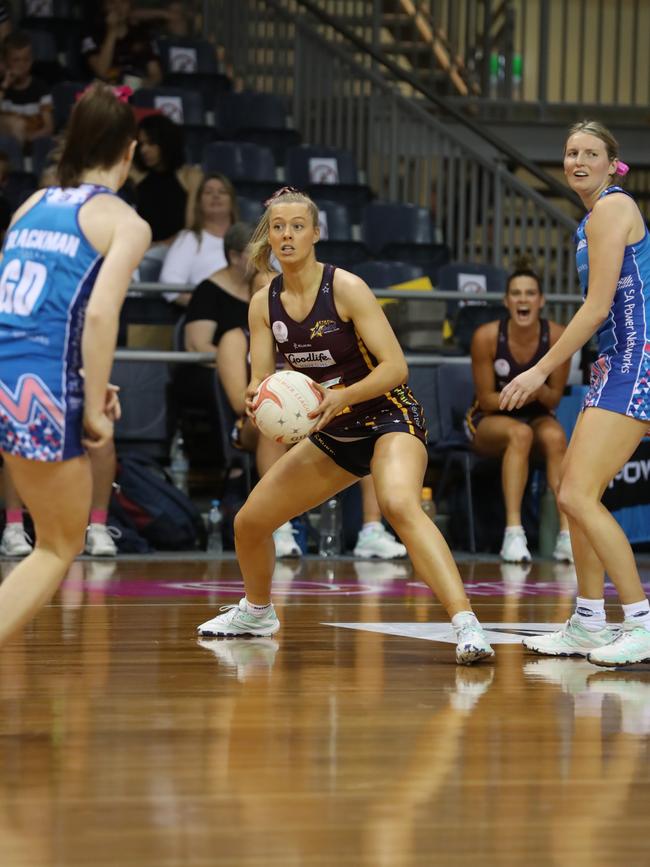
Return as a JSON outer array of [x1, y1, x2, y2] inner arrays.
[[310, 413, 427, 477], [464, 401, 554, 442]]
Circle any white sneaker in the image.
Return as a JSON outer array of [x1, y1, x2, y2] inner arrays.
[[454, 616, 495, 665], [197, 598, 280, 637], [553, 530, 574, 563], [587, 624, 650, 667], [197, 636, 279, 681], [273, 522, 301, 558], [448, 666, 495, 711], [353, 525, 407, 559], [0, 524, 33, 557], [500, 527, 531, 563], [523, 615, 620, 657], [588, 671, 650, 735], [523, 658, 598, 695], [84, 524, 119, 557]]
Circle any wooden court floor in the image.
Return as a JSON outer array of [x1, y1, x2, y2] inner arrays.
[[1, 554, 649, 867]]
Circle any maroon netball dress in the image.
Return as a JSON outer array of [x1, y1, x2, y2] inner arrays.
[[465, 317, 553, 440], [268, 264, 426, 476]]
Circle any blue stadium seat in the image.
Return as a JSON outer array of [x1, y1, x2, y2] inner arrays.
[[24, 29, 58, 63], [352, 260, 425, 288], [437, 261, 509, 317], [201, 141, 277, 199], [314, 199, 353, 241], [237, 196, 264, 224], [51, 80, 85, 131], [31, 135, 57, 181], [157, 38, 219, 75], [362, 202, 434, 255], [285, 146, 373, 222], [132, 87, 204, 126], [0, 135, 24, 171], [215, 92, 301, 163]]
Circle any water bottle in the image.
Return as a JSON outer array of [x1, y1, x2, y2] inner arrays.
[[206, 499, 223, 553], [421, 486, 436, 523], [512, 53, 523, 100], [319, 497, 341, 557], [169, 430, 189, 494]]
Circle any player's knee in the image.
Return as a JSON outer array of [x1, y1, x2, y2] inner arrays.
[[540, 426, 567, 455], [377, 491, 417, 528], [507, 424, 534, 451], [234, 502, 269, 541], [556, 480, 586, 518]]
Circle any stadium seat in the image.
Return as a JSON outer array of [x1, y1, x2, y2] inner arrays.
[[157, 37, 219, 75], [314, 199, 353, 241], [214, 91, 301, 163], [3, 171, 37, 210], [452, 303, 508, 354], [51, 80, 85, 131], [31, 135, 57, 181], [237, 196, 264, 224], [201, 141, 277, 199], [437, 261, 508, 317], [133, 87, 204, 126], [362, 202, 433, 254], [286, 145, 373, 221], [0, 135, 24, 171], [432, 361, 481, 552], [352, 260, 424, 288]]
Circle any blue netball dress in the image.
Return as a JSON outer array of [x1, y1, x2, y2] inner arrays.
[[576, 185, 650, 420], [0, 184, 110, 461]]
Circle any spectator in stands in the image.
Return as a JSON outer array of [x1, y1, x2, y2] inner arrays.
[[132, 2, 200, 39], [0, 31, 53, 147], [81, 0, 163, 88], [130, 113, 203, 275], [183, 221, 252, 353], [160, 173, 239, 306], [465, 260, 572, 564], [0, 3, 10, 43]]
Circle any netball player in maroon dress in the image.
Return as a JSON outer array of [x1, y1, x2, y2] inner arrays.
[[196, 189, 494, 665]]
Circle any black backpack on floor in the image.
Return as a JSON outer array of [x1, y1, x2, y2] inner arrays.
[[110, 454, 206, 551]]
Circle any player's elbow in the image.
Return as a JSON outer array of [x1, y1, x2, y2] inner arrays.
[[393, 357, 408, 385]]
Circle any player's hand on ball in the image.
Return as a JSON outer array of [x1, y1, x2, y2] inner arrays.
[[245, 381, 260, 423], [309, 384, 349, 432], [499, 365, 546, 411]]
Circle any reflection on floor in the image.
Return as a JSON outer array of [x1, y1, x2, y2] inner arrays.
[[1, 555, 649, 867]]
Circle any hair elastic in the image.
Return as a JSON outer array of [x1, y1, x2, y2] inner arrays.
[[616, 159, 630, 176]]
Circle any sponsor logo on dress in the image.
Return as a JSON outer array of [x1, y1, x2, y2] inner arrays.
[[272, 320, 289, 343], [577, 239, 587, 252], [286, 350, 336, 368], [310, 319, 339, 339], [494, 358, 511, 377]]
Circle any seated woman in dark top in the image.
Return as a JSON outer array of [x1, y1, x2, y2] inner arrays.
[[131, 113, 203, 245], [184, 222, 254, 353]]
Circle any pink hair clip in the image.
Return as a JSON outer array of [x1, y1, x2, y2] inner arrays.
[[112, 86, 133, 103], [264, 186, 301, 207], [616, 159, 630, 176]]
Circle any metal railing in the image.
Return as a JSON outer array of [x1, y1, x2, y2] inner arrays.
[[204, 0, 579, 293]]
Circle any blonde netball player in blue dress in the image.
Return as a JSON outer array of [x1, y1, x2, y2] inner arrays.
[[0, 83, 151, 646], [501, 120, 650, 667], [197, 188, 494, 665]]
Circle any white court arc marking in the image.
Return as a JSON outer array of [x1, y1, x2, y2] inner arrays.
[[323, 622, 564, 645]]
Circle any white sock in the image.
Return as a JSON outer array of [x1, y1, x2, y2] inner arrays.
[[622, 599, 650, 631], [452, 610, 479, 629], [574, 597, 606, 631], [504, 525, 524, 535], [245, 599, 273, 618], [361, 522, 383, 534]]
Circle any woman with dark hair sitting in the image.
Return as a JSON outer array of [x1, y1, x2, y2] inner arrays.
[[466, 259, 572, 564], [131, 113, 203, 248], [160, 173, 239, 306]]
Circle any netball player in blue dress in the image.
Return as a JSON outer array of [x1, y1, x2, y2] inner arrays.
[[197, 188, 494, 665], [501, 120, 650, 667], [0, 83, 151, 646]]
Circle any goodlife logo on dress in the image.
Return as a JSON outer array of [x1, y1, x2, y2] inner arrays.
[[286, 350, 336, 368]]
